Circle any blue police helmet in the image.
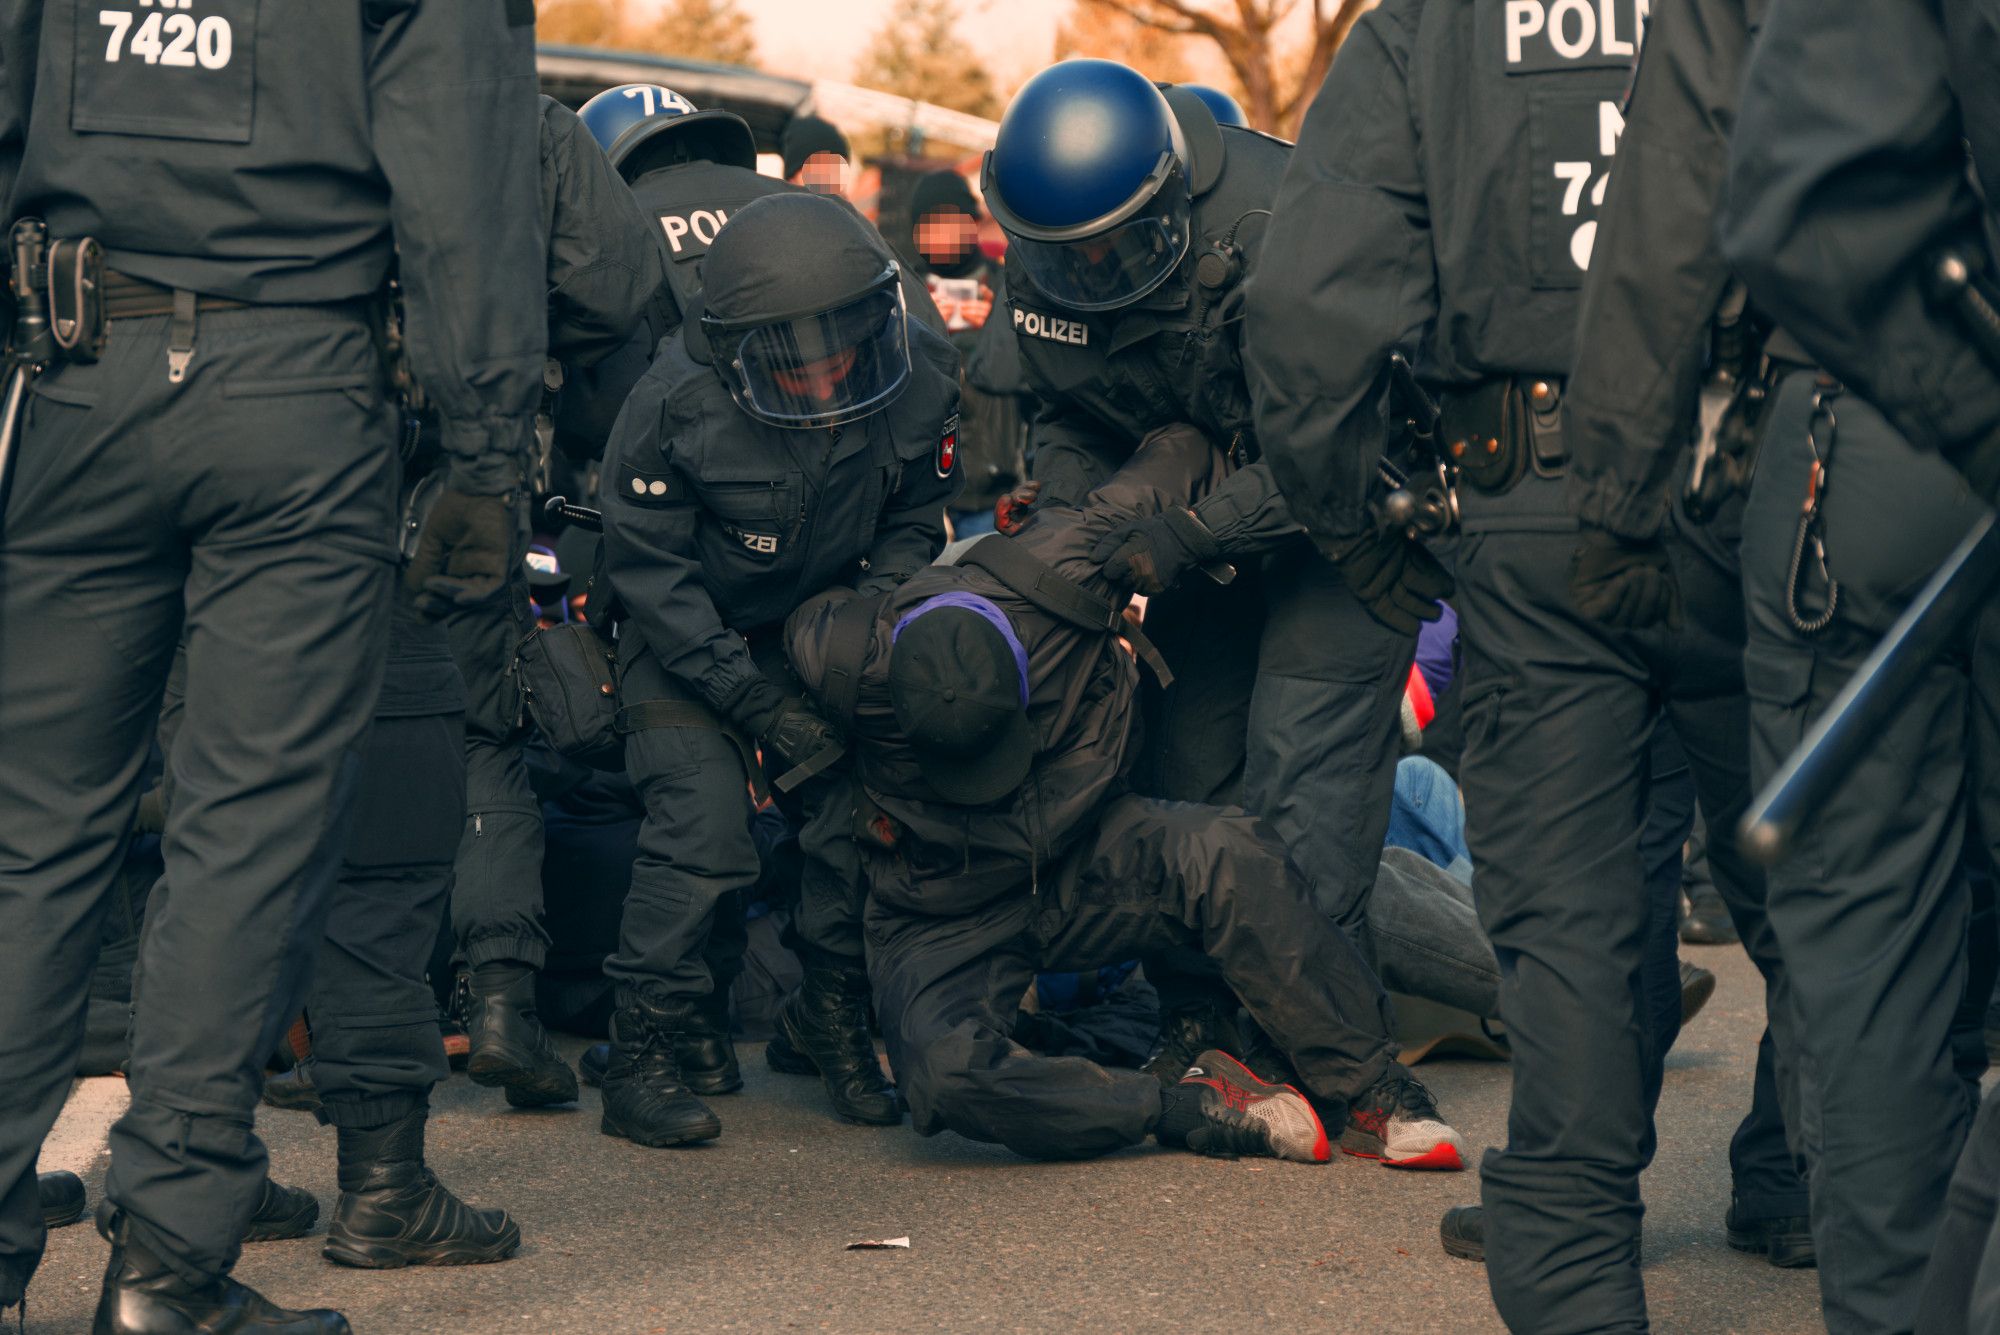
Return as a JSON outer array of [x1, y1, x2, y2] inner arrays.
[[578, 83, 759, 182], [983, 60, 1194, 312], [1179, 84, 1248, 128]]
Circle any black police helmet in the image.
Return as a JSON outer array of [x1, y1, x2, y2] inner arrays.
[[982, 60, 1193, 311], [698, 193, 913, 430], [578, 83, 758, 181]]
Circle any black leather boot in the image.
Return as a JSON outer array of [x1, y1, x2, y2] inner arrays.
[[463, 962, 578, 1108], [260, 1065, 322, 1115], [771, 966, 902, 1126], [39, 1169, 86, 1228], [241, 1179, 318, 1244], [600, 997, 724, 1147], [322, 1111, 520, 1269], [674, 988, 743, 1096], [92, 1211, 349, 1334]]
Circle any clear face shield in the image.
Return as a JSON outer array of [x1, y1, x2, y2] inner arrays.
[[704, 276, 912, 430], [992, 155, 1193, 312]]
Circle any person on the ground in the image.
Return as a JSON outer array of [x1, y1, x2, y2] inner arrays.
[[982, 60, 1442, 1078], [784, 423, 1469, 1169]]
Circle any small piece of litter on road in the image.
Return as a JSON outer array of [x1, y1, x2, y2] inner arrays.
[[845, 1237, 911, 1250]]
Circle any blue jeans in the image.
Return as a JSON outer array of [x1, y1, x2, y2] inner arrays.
[[1385, 756, 1473, 885]]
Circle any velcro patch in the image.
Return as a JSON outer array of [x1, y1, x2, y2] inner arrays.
[[618, 465, 689, 507], [937, 414, 960, 479]]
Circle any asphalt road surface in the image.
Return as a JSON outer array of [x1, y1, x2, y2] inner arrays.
[[27, 941, 1822, 1333]]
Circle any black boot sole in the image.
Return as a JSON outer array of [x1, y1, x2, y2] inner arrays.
[[323, 1218, 522, 1270], [469, 1047, 579, 1108], [243, 1195, 320, 1244], [599, 1107, 722, 1148]]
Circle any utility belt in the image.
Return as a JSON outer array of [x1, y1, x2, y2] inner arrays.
[[1437, 374, 1568, 495]]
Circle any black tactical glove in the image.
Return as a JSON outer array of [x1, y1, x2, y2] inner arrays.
[[762, 698, 844, 771], [1327, 529, 1454, 636], [1091, 507, 1224, 595], [1568, 529, 1682, 630], [406, 489, 517, 618], [732, 676, 844, 771]]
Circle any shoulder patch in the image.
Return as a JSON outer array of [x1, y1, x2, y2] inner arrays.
[[617, 464, 690, 508], [937, 414, 960, 479]]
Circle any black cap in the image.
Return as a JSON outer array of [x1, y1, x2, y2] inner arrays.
[[783, 114, 851, 179], [888, 607, 1034, 805], [910, 169, 981, 223]]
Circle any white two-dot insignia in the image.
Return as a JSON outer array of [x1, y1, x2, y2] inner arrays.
[[631, 477, 647, 494], [648, 480, 668, 496]]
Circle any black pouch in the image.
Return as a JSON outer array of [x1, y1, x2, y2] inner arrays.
[[1440, 380, 1524, 495], [47, 237, 106, 364], [513, 621, 623, 769]]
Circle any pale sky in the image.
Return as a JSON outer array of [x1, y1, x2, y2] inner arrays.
[[639, 0, 1077, 94]]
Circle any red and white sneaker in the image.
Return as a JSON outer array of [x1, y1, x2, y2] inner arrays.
[[1159, 1049, 1331, 1164], [1341, 1064, 1466, 1170]]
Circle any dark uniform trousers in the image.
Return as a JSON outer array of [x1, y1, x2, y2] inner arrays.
[[866, 795, 1398, 1161], [1742, 371, 1999, 1334], [1456, 469, 1799, 1333], [606, 629, 863, 1006], [156, 607, 463, 1131], [443, 562, 550, 970], [0, 305, 397, 1296]]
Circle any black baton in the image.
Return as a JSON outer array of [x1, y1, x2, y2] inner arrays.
[[543, 494, 602, 532], [1740, 510, 2000, 864]]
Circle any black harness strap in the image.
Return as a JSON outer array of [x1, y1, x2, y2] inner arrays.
[[956, 535, 1174, 689], [818, 591, 889, 724]]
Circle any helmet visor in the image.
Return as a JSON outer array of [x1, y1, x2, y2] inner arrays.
[[717, 286, 912, 429], [1002, 174, 1192, 312]]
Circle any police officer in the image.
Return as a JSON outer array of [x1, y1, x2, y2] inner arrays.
[[1177, 84, 1249, 128], [782, 424, 1465, 1168], [0, 3, 544, 1332], [1507, 0, 1812, 1276], [597, 191, 961, 1144], [1721, 0, 2000, 1326], [1242, 0, 1788, 1323], [983, 60, 1441, 1069], [452, 93, 668, 1114]]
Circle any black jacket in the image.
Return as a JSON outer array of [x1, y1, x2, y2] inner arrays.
[[1246, 0, 1642, 544], [1720, 0, 2000, 463], [0, 0, 546, 495], [539, 97, 667, 372], [1565, 0, 1759, 541], [785, 426, 1229, 917], [601, 321, 962, 723], [1008, 124, 1300, 557]]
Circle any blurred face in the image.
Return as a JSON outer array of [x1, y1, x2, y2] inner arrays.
[[796, 151, 850, 197], [915, 208, 980, 266], [772, 345, 859, 402]]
